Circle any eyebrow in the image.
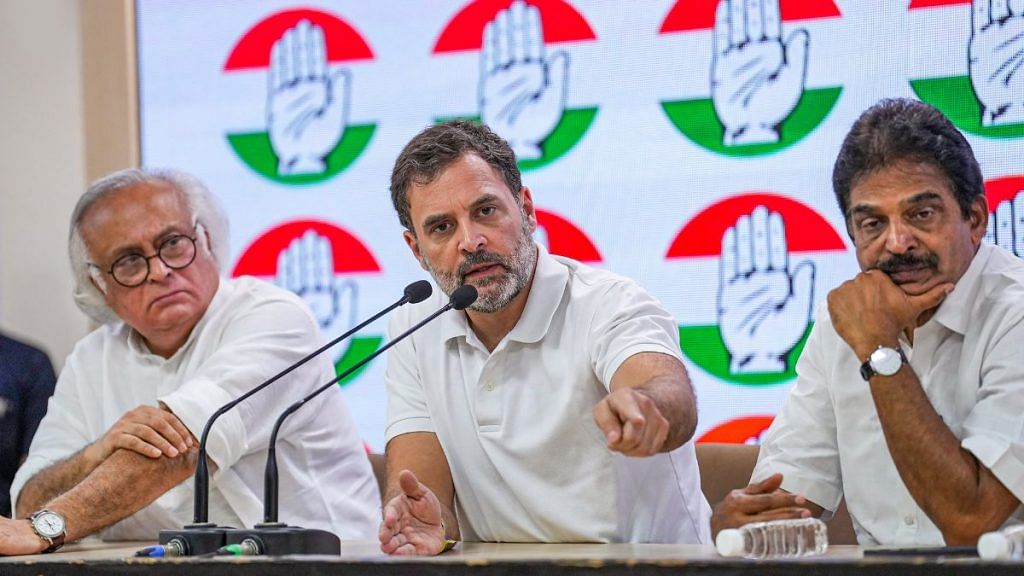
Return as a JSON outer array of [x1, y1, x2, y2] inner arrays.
[[469, 193, 500, 211], [108, 224, 188, 261], [419, 193, 501, 232], [421, 213, 449, 233], [901, 191, 943, 206], [848, 191, 944, 219]]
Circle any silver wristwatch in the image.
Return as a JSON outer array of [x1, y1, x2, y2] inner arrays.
[[859, 346, 907, 381], [26, 509, 66, 553]]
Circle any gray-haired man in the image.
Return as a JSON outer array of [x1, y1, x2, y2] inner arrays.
[[0, 169, 378, 555]]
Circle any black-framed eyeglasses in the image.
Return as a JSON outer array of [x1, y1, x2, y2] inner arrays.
[[95, 234, 198, 288]]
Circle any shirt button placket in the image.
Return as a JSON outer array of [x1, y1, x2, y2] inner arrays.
[[473, 354, 503, 428]]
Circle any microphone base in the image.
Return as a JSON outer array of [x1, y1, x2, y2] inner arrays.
[[159, 524, 237, 556], [226, 523, 341, 555]]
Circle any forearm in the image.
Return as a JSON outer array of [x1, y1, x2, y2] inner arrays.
[[638, 374, 697, 451], [871, 368, 1010, 543], [45, 447, 197, 542], [15, 445, 104, 518]]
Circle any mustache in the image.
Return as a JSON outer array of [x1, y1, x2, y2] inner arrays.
[[875, 252, 939, 275], [458, 251, 508, 282]]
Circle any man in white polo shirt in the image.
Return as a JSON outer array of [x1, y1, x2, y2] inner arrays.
[[0, 169, 378, 555], [377, 120, 710, 555]]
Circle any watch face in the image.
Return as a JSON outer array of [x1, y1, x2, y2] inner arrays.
[[34, 512, 65, 538], [870, 347, 904, 376]]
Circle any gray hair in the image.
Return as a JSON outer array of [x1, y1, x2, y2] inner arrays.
[[69, 168, 230, 323]]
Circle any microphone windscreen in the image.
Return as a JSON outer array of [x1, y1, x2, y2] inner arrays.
[[404, 280, 433, 304], [450, 285, 478, 310]]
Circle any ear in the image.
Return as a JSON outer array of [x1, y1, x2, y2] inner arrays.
[[968, 195, 988, 246], [196, 222, 212, 253], [519, 186, 537, 234], [88, 266, 110, 296], [403, 230, 429, 272]]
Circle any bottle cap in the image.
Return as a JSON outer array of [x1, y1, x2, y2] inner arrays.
[[716, 529, 746, 557], [978, 531, 1011, 560]]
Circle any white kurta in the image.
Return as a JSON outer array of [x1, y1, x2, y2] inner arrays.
[[386, 245, 711, 544], [754, 243, 1024, 545], [12, 277, 379, 540]]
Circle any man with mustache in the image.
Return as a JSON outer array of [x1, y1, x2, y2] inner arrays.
[[712, 99, 1024, 546], [378, 120, 710, 554]]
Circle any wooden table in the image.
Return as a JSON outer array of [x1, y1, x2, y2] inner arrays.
[[0, 540, 1015, 575]]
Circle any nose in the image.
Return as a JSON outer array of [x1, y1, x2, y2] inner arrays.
[[457, 220, 486, 254], [884, 219, 918, 254], [147, 255, 173, 282]]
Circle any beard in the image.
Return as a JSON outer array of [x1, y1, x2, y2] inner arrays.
[[422, 221, 538, 314]]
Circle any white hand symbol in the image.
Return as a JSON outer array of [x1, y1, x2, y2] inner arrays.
[[480, 0, 569, 160], [276, 230, 357, 333], [268, 19, 350, 175], [718, 206, 815, 373], [711, 0, 810, 146], [969, 0, 1024, 127], [985, 190, 1024, 256]]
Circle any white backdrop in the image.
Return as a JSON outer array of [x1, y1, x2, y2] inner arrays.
[[136, 0, 1024, 451]]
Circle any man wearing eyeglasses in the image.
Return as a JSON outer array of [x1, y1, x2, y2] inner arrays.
[[0, 169, 378, 555]]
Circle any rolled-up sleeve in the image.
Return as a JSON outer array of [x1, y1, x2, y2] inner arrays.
[[159, 292, 328, 475], [960, 310, 1024, 504]]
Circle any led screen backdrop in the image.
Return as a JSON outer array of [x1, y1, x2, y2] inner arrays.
[[136, 0, 1024, 451]]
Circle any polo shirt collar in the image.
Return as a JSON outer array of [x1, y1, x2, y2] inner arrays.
[[929, 243, 991, 336], [439, 243, 568, 345]]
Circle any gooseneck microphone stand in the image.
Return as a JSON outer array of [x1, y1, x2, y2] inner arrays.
[[157, 280, 433, 556], [222, 285, 478, 556]]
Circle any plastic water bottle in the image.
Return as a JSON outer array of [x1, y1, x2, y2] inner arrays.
[[716, 518, 829, 559], [978, 525, 1024, 560]]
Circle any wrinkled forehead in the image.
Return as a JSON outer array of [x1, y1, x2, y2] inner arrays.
[[80, 182, 193, 259]]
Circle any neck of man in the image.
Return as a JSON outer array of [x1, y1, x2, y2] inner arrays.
[[137, 303, 209, 359], [466, 266, 537, 354], [141, 328, 192, 359]]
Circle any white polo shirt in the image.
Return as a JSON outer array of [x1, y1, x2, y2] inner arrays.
[[754, 243, 1024, 545], [12, 277, 379, 540], [385, 245, 711, 544]]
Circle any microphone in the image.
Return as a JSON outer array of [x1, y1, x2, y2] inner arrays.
[[158, 280, 433, 555], [224, 284, 478, 555]]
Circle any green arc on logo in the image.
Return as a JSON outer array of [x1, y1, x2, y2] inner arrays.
[[226, 124, 376, 185], [678, 324, 812, 386], [910, 76, 1024, 139], [661, 87, 842, 157], [439, 108, 598, 171], [333, 336, 383, 385]]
